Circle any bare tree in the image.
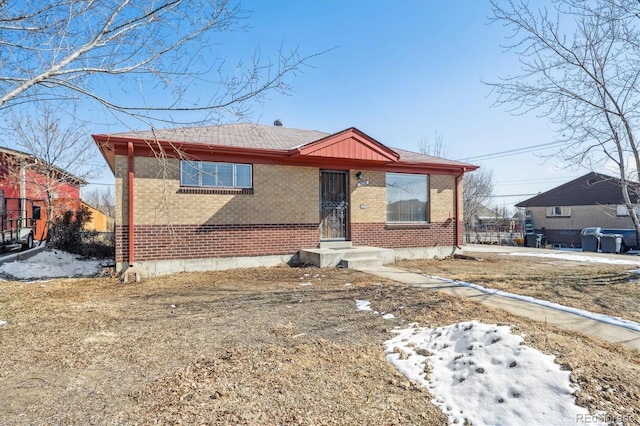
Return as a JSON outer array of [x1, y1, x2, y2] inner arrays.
[[0, 1, 325, 251], [418, 130, 448, 158], [84, 186, 115, 217], [6, 107, 98, 238], [0, 1, 318, 123], [463, 169, 495, 242], [417, 133, 494, 239], [487, 0, 640, 234]]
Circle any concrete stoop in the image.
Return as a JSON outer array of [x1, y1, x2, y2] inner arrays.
[[299, 243, 395, 268]]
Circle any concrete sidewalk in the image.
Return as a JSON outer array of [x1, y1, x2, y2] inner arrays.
[[357, 265, 640, 350]]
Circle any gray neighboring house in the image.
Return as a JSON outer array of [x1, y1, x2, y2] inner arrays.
[[516, 172, 640, 247]]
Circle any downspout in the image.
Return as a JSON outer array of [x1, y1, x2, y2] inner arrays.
[[128, 142, 135, 266], [454, 168, 466, 250], [19, 161, 26, 223]]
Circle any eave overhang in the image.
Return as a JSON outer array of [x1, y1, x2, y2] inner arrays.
[[92, 129, 478, 176]]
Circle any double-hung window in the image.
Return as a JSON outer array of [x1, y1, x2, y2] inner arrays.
[[546, 206, 570, 217], [386, 172, 429, 222], [180, 161, 252, 188]]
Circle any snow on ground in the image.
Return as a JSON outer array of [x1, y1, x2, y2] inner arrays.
[[425, 274, 640, 333], [506, 251, 640, 265], [0, 249, 102, 280], [364, 250, 640, 425], [355, 300, 373, 311], [0, 247, 634, 419], [384, 321, 604, 426]]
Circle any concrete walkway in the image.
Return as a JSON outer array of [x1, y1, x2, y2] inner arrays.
[[0, 244, 45, 266], [356, 262, 640, 350]]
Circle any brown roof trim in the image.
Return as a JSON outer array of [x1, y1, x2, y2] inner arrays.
[[93, 125, 478, 175]]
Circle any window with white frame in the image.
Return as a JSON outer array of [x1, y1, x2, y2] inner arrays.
[[616, 204, 640, 216], [180, 161, 252, 188], [546, 206, 570, 217], [386, 172, 429, 222]]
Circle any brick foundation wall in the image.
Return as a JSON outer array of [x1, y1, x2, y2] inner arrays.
[[116, 223, 319, 263], [351, 221, 459, 248]]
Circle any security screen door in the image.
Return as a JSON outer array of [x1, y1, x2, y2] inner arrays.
[[319, 170, 348, 240]]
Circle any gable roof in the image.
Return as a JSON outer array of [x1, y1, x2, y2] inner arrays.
[[105, 123, 329, 151], [292, 127, 399, 162], [515, 172, 640, 207], [0, 145, 86, 186], [93, 123, 478, 174]]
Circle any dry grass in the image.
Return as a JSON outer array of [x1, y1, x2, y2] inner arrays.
[[394, 251, 640, 323], [0, 258, 639, 425]]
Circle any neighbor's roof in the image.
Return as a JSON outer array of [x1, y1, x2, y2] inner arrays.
[[0, 145, 87, 186], [516, 172, 640, 207]]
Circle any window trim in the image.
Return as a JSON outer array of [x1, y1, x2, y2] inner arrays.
[[546, 206, 571, 218], [385, 172, 430, 223], [180, 160, 253, 189], [616, 204, 640, 216]]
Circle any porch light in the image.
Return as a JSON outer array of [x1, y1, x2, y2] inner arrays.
[[355, 171, 363, 180]]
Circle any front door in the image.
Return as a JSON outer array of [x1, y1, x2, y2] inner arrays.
[[319, 170, 348, 240]]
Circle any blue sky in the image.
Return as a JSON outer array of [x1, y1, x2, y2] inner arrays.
[[89, 0, 592, 209]]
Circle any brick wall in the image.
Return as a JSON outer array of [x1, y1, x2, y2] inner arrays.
[[115, 155, 319, 226], [116, 223, 318, 262], [429, 174, 457, 222], [349, 170, 386, 223], [351, 221, 458, 248], [115, 154, 464, 263]]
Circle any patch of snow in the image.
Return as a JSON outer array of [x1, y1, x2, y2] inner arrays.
[[0, 250, 102, 280], [300, 282, 313, 286], [355, 300, 372, 311], [381, 313, 395, 320], [505, 251, 640, 265], [425, 275, 640, 333], [385, 321, 602, 425], [0, 320, 6, 327]]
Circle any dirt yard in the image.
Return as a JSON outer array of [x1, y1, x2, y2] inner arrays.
[[1, 252, 639, 425]]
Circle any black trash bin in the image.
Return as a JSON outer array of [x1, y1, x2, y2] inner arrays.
[[524, 233, 541, 248], [581, 227, 601, 252], [600, 233, 623, 254]]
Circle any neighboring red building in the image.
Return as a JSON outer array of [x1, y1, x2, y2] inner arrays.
[[0, 146, 85, 243]]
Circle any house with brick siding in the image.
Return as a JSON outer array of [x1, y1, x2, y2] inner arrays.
[[516, 172, 640, 248], [93, 123, 478, 277]]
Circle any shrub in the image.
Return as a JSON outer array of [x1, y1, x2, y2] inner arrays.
[[50, 206, 115, 259]]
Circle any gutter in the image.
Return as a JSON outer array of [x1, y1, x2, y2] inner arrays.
[[454, 168, 466, 249], [128, 141, 134, 266]]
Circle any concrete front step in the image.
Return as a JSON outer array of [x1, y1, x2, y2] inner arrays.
[[299, 245, 395, 268], [340, 256, 384, 269], [318, 241, 353, 249]]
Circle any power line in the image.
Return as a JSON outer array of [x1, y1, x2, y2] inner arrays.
[[488, 193, 539, 198], [459, 140, 566, 162], [85, 182, 115, 186], [498, 175, 579, 185]]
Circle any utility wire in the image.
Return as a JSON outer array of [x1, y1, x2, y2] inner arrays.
[[458, 140, 566, 162]]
